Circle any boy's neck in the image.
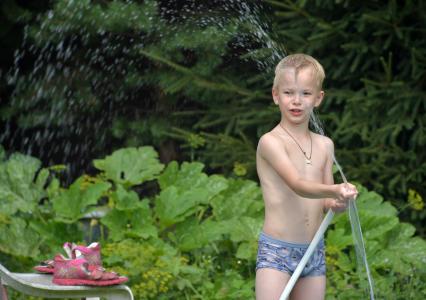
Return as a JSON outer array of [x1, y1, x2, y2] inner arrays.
[[280, 120, 310, 137]]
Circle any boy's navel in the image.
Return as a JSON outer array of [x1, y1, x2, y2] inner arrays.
[[304, 214, 310, 226]]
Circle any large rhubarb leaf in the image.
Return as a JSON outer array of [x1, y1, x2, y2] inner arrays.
[[0, 153, 47, 215], [0, 218, 41, 258], [211, 178, 262, 220], [173, 217, 227, 251], [155, 162, 228, 228], [101, 200, 157, 241], [52, 177, 111, 222], [110, 183, 141, 211], [93, 146, 164, 187]]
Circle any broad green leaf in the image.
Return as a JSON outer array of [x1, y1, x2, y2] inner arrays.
[[155, 162, 228, 228], [362, 215, 399, 240], [29, 219, 82, 260], [111, 184, 141, 210], [174, 217, 226, 251], [155, 186, 210, 228], [390, 237, 426, 268], [388, 222, 416, 240], [211, 179, 262, 220], [335, 252, 353, 272], [0, 153, 45, 215], [93, 146, 164, 187], [35, 168, 49, 189], [236, 241, 258, 260], [101, 201, 157, 241], [6, 153, 41, 185], [157, 161, 206, 190], [327, 228, 353, 250], [52, 177, 111, 222], [158, 162, 228, 194], [227, 216, 262, 242], [0, 218, 41, 258], [157, 160, 180, 189], [205, 175, 229, 200], [374, 248, 407, 274], [46, 177, 61, 198], [356, 188, 397, 217]]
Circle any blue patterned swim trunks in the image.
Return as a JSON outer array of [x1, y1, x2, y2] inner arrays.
[[256, 231, 326, 277]]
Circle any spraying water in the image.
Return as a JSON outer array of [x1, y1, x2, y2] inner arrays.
[[2, 0, 278, 181], [310, 113, 375, 299]]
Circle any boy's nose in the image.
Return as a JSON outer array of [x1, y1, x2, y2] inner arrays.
[[292, 93, 302, 104]]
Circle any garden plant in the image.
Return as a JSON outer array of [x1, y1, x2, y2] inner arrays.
[[0, 0, 425, 299], [1, 146, 425, 299]]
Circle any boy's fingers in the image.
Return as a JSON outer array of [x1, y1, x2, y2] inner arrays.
[[344, 188, 357, 198]]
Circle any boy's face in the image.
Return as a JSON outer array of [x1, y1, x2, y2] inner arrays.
[[272, 67, 324, 125]]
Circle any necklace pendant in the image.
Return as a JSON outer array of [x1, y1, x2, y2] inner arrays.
[[306, 159, 312, 165]]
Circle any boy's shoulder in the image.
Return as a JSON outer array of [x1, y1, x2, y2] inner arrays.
[[257, 129, 281, 155], [257, 128, 281, 147], [312, 132, 334, 157], [312, 132, 333, 146]]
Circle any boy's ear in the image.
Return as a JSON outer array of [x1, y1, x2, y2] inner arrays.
[[314, 90, 325, 107], [272, 88, 279, 105]]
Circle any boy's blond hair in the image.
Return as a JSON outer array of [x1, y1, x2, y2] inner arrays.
[[273, 53, 325, 90]]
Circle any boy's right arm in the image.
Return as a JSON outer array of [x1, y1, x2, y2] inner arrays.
[[258, 134, 356, 201]]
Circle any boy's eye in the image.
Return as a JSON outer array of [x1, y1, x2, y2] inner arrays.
[[284, 91, 291, 95], [304, 92, 312, 96]]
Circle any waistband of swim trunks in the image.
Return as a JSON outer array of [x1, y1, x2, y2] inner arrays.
[[259, 231, 324, 248]]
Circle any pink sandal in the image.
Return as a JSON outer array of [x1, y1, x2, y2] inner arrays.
[[33, 259, 56, 274], [52, 255, 128, 286], [73, 242, 102, 266], [33, 242, 101, 274], [34, 242, 74, 274]]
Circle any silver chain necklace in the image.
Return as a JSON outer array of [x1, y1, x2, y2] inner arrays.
[[279, 123, 312, 165]]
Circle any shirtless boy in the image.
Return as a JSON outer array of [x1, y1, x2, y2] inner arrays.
[[255, 54, 358, 300]]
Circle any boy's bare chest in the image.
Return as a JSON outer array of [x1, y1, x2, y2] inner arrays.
[[285, 143, 327, 179]]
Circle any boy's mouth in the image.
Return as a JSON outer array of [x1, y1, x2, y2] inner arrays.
[[290, 109, 303, 116]]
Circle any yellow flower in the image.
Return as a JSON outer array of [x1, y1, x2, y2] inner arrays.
[[233, 162, 247, 176], [408, 189, 424, 211], [326, 255, 337, 268], [90, 218, 98, 227]]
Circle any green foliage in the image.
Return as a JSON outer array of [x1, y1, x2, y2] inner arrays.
[[0, 146, 425, 299], [3, 1, 423, 234], [93, 146, 164, 187], [0, 218, 41, 258], [0, 2, 425, 297], [326, 185, 426, 299], [102, 238, 179, 299], [51, 177, 111, 223], [0, 149, 46, 257], [102, 200, 157, 241], [0, 146, 80, 259], [155, 161, 228, 229], [0, 152, 45, 215]]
